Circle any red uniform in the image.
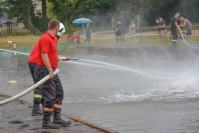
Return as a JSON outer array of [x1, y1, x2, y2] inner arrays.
[[28, 32, 58, 68]]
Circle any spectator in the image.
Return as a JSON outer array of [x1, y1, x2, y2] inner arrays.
[[170, 12, 181, 45], [156, 17, 167, 45], [129, 20, 136, 34], [85, 23, 91, 44], [111, 17, 117, 31], [179, 16, 192, 41]]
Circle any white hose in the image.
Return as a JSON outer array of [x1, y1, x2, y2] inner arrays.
[[0, 69, 59, 106], [177, 26, 199, 49], [0, 48, 30, 55]]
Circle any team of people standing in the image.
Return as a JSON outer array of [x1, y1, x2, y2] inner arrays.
[[27, 13, 192, 129], [156, 12, 192, 45], [113, 12, 193, 44]]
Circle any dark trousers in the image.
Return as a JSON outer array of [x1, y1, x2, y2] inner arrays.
[[29, 63, 43, 104], [37, 66, 64, 113], [170, 28, 178, 41]]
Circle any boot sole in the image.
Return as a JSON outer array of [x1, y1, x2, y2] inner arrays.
[[54, 124, 71, 127], [53, 122, 71, 127], [42, 126, 59, 129]]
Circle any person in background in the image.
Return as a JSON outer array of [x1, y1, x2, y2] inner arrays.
[[111, 17, 117, 31], [170, 12, 181, 45], [115, 21, 122, 42], [156, 17, 167, 45], [129, 20, 137, 42], [85, 23, 91, 44], [28, 19, 71, 129], [129, 20, 136, 34], [179, 16, 192, 41]]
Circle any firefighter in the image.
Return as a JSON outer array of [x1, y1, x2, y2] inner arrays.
[[28, 19, 71, 129]]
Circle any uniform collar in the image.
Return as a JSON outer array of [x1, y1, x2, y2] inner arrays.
[[46, 32, 56, 39]]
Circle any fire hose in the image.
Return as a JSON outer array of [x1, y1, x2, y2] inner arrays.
[[0, 48, 119, 132], [176, 25, 199, 49], [0, 69, 59, 106]]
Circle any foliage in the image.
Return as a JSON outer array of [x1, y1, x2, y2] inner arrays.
[[6, 0, 36, 33], [2, 0, 199, 34], [32, 17, 49, 34]]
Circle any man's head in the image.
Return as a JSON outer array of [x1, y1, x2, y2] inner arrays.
[[156, 19, 159, 23], [48, 19, 60, 35], [174, 12, 181, 18], [159, 17, 163, 22], [179, 15, 185, 21]]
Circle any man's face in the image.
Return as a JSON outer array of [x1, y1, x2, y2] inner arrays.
[[55, 24, 60, 35], [175, 12, 180, 18], [180, 17, 183, 21]]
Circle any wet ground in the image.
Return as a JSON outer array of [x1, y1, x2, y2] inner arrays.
[[1, 43, 199, 133], [0, 96, 102, 133]]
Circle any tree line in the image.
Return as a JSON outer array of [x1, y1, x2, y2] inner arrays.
[[1, 0, 199, 34]]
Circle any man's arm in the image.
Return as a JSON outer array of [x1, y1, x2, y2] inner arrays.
[[41, 53, 55, 79], [175, 21, 180, 29], [180, 20, 186, 27]]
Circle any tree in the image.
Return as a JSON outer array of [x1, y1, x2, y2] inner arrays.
[[112, 0, 183, 25], [47, 0, 77, 22], [7, 0, 36, 33], [3, 0, 199, 34], [0, 5, 4, 18], [0, 0, 8, 19], [75, 0, 114, 16], [47, 0, 78, 32], [75, 0, 115, 27], [177, 0, 199, 22], [41, 0, 47, 18], [47, 0, 115, 31]]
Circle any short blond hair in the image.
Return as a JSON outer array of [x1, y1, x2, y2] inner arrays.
[[48, 19, 60, 30]]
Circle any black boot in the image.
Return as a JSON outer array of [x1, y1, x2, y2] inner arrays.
[[42, 113, 60, 129], [32, 104, 43, 116], [53, 112, 71, 127]]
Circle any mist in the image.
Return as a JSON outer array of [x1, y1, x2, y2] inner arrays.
[[88, 0, 199, 30]]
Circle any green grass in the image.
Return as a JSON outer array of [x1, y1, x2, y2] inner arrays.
[[91, 32, 166, 45], [0, 34, 70, 54], [192, 36, 199, 43], [1, 31, 199, 54]]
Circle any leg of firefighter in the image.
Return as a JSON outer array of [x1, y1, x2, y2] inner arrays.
[[171, 29, 178, 46], [42, 79, 59, 129], [28, 63, 43, 116], [38, 67, 59, 129], [53, 75, 71, 127], [32, 91, 43, 116]]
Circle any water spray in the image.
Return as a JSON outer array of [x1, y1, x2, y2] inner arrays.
[[0, 46, 120, 133], [0, 48, 178, 79], [65, 60, 123, 71], [74, 58, 178, 79]]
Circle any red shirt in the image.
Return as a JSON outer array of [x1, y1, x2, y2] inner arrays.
[[28, 32, 58, 68]]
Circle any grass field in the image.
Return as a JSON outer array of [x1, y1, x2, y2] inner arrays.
[[0, 34, 68, 54], [1, 30, 199, 53]]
